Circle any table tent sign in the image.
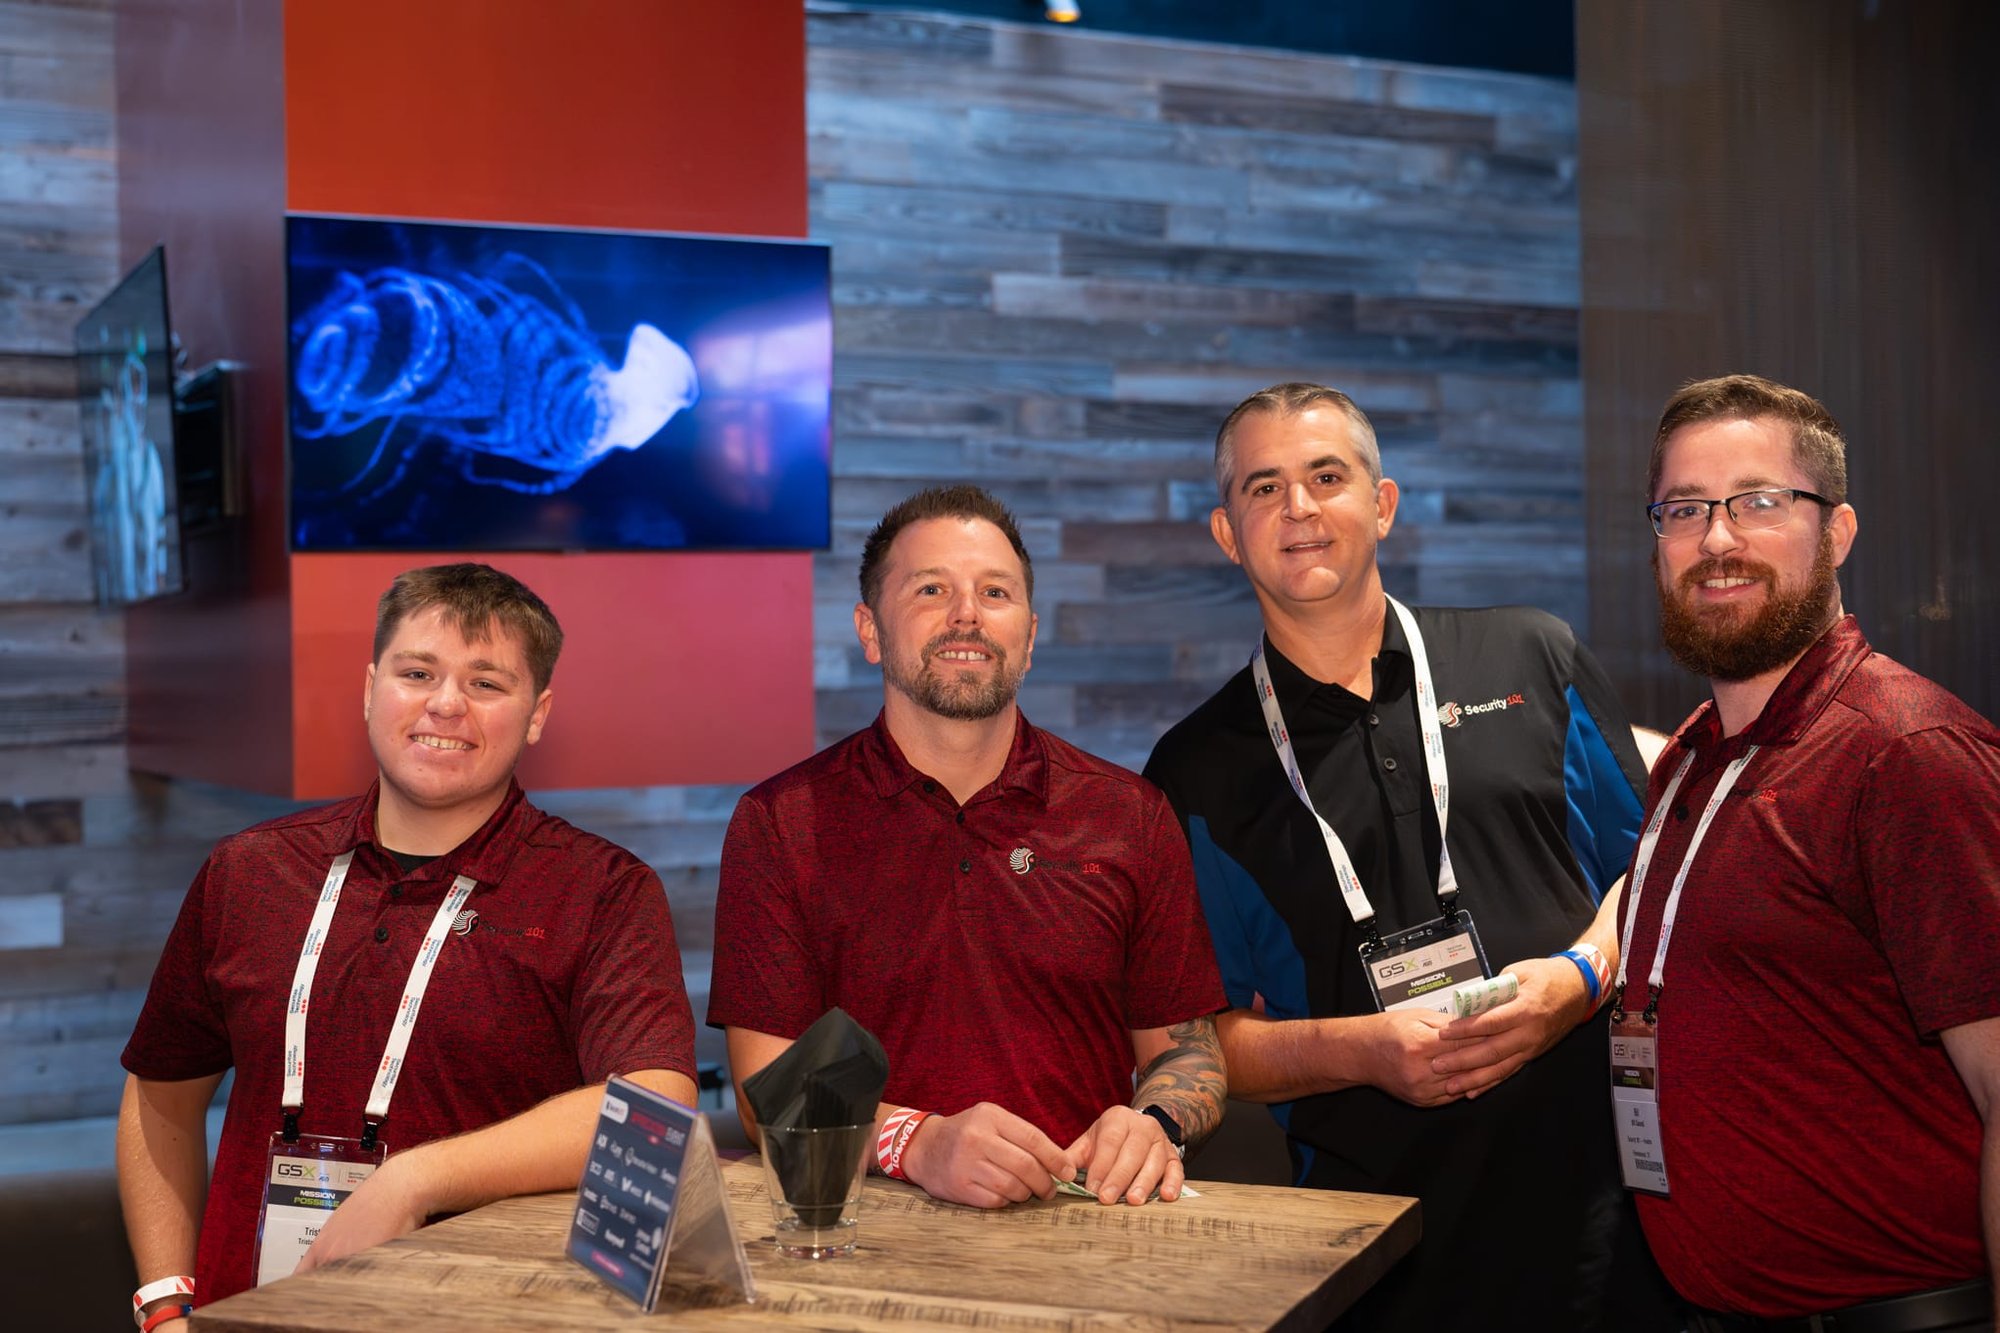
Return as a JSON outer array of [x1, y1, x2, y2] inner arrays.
[[565, 1076, 755, 1312]]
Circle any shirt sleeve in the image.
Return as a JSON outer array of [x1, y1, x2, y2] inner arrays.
[[570, 856, 699, 1083], [1121, 788, 1229, 1030], [1142, 746, 1281, 1015], [1855, 725, 2000, 1037], [705, 792, 823, 1038], [122, 856, 234, 1081], [1561, 634, 1649, 898]]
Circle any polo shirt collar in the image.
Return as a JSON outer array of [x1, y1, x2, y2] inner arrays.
[[1675, 615, 1872, 754], [857, 709, 1051, 806], [343, 778, 534, 885], [1261, 598, 1415, 725]]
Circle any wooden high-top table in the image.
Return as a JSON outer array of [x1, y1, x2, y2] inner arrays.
[[193, 1157, 1419, 1331]]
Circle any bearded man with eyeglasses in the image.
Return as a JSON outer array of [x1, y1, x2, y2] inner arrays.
[[1617, 374, 2000, 1333]]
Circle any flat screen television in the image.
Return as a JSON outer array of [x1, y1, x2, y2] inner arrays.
[[285, 214, 833, 552], [75, 246, 186, 603]]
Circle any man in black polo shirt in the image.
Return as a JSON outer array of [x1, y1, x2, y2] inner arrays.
[[1145, 383, 1670, 1330]]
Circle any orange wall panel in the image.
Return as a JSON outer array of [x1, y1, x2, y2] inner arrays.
[[282, 0, 807, 237], [289, 554, 815, 799], [280, 0, 815, 797]]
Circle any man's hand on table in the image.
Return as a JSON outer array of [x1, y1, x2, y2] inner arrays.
[[1066, 1105, 1184, 1205], [1431, 956, 1591, 1099], [901, 1101, 1074, 1208], [297, 1151, 432, 1274]]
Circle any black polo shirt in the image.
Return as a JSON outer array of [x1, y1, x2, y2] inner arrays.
[[1145, 602, 1650, 1329]]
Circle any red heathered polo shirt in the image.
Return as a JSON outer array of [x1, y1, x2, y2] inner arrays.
[[708, 712, 1227, 1146], [1618, 618, 2000, 1316], [122, 781, 697, 1307]]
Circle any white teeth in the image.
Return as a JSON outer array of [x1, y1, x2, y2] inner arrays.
[[1702, 577, 1756, 589], [936, 650, 987, 661], [415, 735, 472, 751]]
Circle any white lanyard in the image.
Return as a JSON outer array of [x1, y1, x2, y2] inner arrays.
[[1251, 597, 1459, 932], [281, 849, 477, 1138], [1612, 745, 1759, 1011]]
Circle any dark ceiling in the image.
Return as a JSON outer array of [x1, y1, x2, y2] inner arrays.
[[835, 0, 1576, 80]]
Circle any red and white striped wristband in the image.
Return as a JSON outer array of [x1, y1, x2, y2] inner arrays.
[[133, 1276, 194, 1327], [876, 1108, 931, 1180]]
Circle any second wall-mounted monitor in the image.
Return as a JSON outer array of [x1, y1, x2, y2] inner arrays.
[[76, 246, 185, 604], [286, 215, 832, 552]]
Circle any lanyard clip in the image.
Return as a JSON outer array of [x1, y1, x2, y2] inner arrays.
[[1641, 984, 1662, 1026], [281, 1110, 301, 1144], [359, 1120, 381, 1154]]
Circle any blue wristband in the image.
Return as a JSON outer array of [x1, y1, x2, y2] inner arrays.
[[1556, 949, 1601, 1006]]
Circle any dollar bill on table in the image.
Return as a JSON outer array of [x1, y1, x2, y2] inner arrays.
[[1054, 1172, 1199, 1200]]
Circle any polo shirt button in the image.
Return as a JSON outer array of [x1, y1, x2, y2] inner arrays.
[[955, 812, 965, 825], [1382, 757, 1398, 772], [959, 858, 972, 873], [389, 884, 403, 899], [1367, 713, 1380, 727], [374, 926, 390, 943], [1674, 806, 1689, 821], [922, 780, 937, 794]]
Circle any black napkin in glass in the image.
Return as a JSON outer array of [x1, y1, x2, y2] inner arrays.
[[742, 1008, 889, 1225]]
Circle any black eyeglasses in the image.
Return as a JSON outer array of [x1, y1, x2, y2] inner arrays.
[[1646, 488, 1830, 538]]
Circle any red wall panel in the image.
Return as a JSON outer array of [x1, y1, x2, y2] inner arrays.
[[282, 0, 807, 237], [289, 554, 815, 800], [280, 0, 814, 796]]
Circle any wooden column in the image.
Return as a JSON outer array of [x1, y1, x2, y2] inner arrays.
[[1579, 0, 2000, 728]]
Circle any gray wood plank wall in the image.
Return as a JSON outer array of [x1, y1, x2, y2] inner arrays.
[[0, 2, 1581, 1124]]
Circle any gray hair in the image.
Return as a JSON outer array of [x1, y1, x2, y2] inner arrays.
[[1214, 382, 1382, 502]]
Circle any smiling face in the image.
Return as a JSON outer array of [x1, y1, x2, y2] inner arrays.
[[1651, 415, 1857, 681], [854, 515, 1037, 723], [1210, 405, 1399, 620], [365, 605, 553, 845]]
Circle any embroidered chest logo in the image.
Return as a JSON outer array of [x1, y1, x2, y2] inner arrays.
[[1008, 845, 1103, 875], [450, 909, 545, 941], [1437, 692, 1526, 728]]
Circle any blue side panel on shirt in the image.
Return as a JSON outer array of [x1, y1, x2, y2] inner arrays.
[[1185, 817, 1313, 1182], [1561, 683, 1644, 899]]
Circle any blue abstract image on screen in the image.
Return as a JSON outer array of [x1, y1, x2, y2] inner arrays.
[[287, 216, 831, 552]]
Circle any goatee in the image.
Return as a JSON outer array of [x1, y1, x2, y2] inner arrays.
[[892, 630, 1022, 721], [1656, 529, 1840, 682]]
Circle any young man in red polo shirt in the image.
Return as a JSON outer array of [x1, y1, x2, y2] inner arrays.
[[118, 564, 697, 1331], [709, 486, 1228, 1209], [1618, 375, 2000, 1331]]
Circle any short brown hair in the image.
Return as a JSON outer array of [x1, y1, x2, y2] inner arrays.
[[1650, 374, 1848, 507], [373, 563, 564, 692], [858, 485, 1034, 607], [1215, 382, 1382, 501]]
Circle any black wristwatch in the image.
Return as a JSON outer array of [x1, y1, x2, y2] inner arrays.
[[1139, 1104, 1186, 1159]]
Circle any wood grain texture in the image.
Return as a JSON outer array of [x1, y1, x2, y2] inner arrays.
[[807, 4, 1582, 759], [190, 1157, 1419, 1332]]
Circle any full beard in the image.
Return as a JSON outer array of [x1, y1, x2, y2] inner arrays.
[[1656, 529, 1841, 682], [889, 631, 1022, 721]]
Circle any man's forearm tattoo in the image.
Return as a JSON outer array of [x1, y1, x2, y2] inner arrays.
[[1134, 1015, 1227, 1149]]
